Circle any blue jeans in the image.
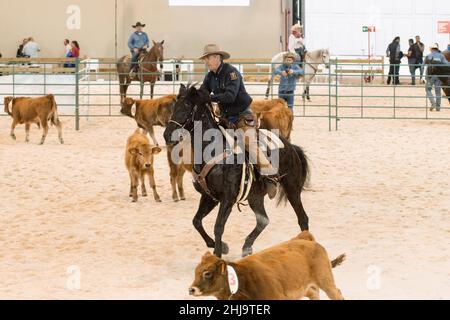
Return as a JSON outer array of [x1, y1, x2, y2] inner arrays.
[[130, 50, 140, 71], [279, 91, 295, 109], [426, 75, 442, 110]]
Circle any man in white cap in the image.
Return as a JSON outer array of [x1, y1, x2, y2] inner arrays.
[[200, 44, 279, 199], [288, 24, 306, 63], [128, 22, 150, 76], [424, 43, 449, 111]]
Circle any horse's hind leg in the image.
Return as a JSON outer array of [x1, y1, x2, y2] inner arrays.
[[242, 192, 270, 257], [140, 82, 144, 100], [193, 195, 221, 249], [287, 191, 309, 231], [306, 85, 311, 101]]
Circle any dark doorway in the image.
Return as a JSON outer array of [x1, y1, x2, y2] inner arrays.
[[292, 0, 305, 27]]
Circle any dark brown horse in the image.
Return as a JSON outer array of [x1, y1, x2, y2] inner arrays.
[[117, 40, 164, 102]]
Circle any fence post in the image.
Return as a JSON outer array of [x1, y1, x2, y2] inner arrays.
[[328, 59, 332, 131], [335, 58, 339, 131], [75, 58, 80, 131]]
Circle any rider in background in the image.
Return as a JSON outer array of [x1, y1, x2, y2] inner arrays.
[[275, 53, 304, 110], [128, 22, 150, 77], [288, 24, 306, 65]]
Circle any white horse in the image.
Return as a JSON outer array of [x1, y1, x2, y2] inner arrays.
[[265, 49, 330, 101]]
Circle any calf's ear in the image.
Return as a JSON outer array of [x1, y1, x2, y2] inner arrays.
[[152, 146, 162, 155]]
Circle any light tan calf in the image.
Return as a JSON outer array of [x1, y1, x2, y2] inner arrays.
[[125, 129, 162, 203]]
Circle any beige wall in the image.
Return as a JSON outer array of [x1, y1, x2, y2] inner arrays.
[[0, 0, 284, 60]]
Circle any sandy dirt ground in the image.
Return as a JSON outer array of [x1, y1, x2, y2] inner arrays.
[[0, 86, 449, 300]]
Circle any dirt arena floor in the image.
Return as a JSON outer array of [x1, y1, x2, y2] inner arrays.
[[0, 84, 449, 300]]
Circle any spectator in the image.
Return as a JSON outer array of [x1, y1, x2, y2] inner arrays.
[[386, 37, 403, 85], [64, 41, 80, 68], [415, 36, 425, 83], [16, 38, 29, 58], [64, 39, 71, 56], [424, 43, 449, 112], [274, 52, 304, 110], [447, 44, 450, 52], [22, 37, 40, 58], [407, 38, 422, 85]]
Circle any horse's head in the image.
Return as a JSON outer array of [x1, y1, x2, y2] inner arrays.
[[322, 49, 331, 69], [151, 40, 165, 63], [163, 84, 212, 146]]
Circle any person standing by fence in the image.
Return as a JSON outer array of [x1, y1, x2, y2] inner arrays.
[[64, 41, 80, 68], [274, 53, 304, 110], [415, 36, 425, 83], [386, 37, 403, 85], [425, 43, 449, 112], [407, 39, 422, 85]]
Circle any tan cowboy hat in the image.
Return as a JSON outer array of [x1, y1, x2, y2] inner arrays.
[[283, 52, 296, 62], [291, 24, 303, 32], [199, 44, 231, 60], [132, 22, 146, 28], [430, 43, 440, 50]]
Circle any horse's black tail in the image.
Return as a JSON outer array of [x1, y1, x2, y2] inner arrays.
[[277, 144, 310, 206]]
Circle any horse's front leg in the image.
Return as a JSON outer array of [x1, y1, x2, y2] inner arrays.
[[193, 195, 219, 248], [150, 83, 155, 100], [214, 200, 234, 257], [306, 85, 311, 101], [140, 82, 144, 100]]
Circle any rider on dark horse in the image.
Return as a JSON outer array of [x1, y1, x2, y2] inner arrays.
[[199, 44, 280, 199], [128, 22, 150, 77]]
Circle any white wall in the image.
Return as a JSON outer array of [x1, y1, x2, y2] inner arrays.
[[305, 0, 450, 56]]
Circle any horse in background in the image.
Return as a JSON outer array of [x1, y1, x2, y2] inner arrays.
[[266, 49, 330, 101], [426, 50, 450, 104], [117, 40, 164, 102]]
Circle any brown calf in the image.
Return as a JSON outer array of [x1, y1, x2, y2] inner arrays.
[[122, 94, 190, 202], [121, 95, 176, 146], [189, 231, 345, 300], [125, 129, 162, 203], [251, 99, 294, 141], [4, 94, 64, 145]]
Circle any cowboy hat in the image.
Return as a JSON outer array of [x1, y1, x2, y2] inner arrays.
[[132, 22, 146, 28], [283, 52, 296, 62], [199, 44, 230, 60], [430, 43, 440, 50]]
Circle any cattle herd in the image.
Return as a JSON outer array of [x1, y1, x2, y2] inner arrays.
[[3, 89, 346, 300]]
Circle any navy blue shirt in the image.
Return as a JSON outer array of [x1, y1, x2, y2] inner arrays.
[[201, 63, 253, 118]]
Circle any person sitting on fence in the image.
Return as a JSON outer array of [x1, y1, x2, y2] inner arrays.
[[64, 39, 71, 57], [288, 24, 306, 64], [274, 53, 304, 110], [64, 41, 80, 68], [23, 37, 40, 59], [16, 38, 29, 58], [424, 43, 449, 112], [128, 22, 150, 77]]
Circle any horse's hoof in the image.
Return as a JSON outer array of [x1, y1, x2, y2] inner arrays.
[[60, 139, 65, 145], [242, 247, 253, 257], [180, 196, 186, 201], [155, 197, 162, 203], [11, 135, 16, 140]]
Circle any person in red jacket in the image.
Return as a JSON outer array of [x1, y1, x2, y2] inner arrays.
[[65, 41, 80, 68]]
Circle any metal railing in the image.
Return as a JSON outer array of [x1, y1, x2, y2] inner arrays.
[[0, 57, 448, 131]]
